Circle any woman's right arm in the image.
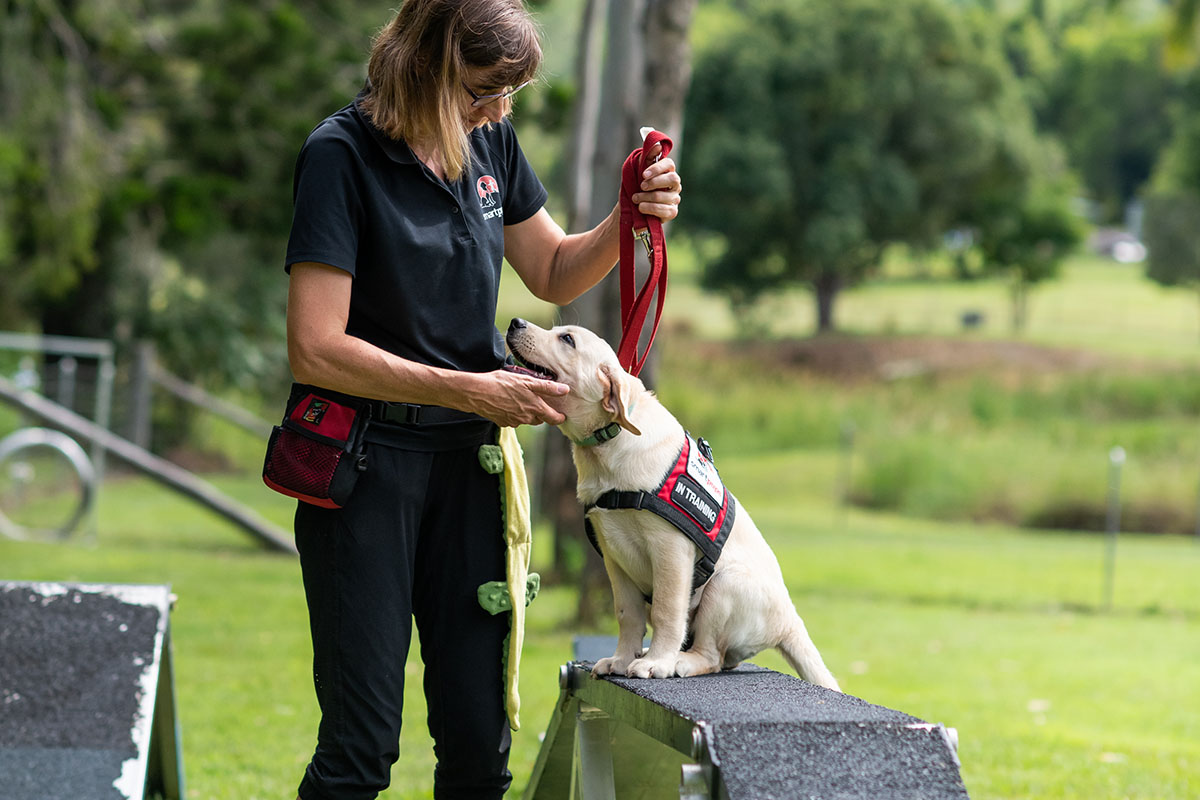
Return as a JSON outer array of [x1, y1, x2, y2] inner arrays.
[[286, 261, 567, 427]]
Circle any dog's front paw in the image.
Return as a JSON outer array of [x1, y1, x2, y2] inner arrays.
[[626, 655, 680, 679], [593, 656, 632, 677]]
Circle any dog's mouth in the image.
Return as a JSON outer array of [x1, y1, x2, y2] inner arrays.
[[505, 350, 559, 382]]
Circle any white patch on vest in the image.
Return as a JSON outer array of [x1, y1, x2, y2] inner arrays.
[[685, 435, 723, 507]]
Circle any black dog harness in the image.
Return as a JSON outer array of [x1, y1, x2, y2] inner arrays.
[[584, 433, 737, 592]]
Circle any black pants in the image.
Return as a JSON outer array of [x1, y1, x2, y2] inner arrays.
[[295, 422, 512, 800]]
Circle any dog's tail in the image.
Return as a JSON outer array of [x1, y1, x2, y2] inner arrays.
[[777, 614, 841, 692]]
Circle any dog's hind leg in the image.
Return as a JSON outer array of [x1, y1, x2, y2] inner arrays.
[[777, 614, 841, 692], [674, 571, 738, 677], [674, 647, 722, 677]]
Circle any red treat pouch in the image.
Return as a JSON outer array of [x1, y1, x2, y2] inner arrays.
[[262, 384, 371, 508]]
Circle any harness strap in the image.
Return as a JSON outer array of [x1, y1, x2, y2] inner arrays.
[[583, 487, 737, 592], [616, 129, 673, 377]]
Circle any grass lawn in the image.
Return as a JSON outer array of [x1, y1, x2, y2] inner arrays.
[[0, 470, 1196, 800], [501, 249, 1200, 363], [3, 251, 1198, 798]]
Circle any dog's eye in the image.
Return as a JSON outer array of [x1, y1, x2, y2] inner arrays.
[[559, 333, 576, 348]]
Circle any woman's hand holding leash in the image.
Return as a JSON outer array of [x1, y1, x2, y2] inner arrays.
[[617, 130, 676, 376], [630, 142, 682, 222]]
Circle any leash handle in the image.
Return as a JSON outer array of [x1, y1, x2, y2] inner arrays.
[[616, 128, 673, 377]]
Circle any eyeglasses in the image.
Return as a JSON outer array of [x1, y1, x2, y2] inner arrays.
[[462, 80, 531, 108]]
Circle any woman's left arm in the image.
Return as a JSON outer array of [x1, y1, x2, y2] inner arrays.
[[505, 152, 681, 306]]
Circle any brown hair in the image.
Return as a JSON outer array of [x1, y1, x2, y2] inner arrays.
[[360, 0, 542, 181]]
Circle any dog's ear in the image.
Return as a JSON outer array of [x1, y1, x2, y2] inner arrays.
[[598, 362, 642, 436]]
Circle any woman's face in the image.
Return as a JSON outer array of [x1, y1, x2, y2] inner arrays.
[[460, 71, 519, 130]]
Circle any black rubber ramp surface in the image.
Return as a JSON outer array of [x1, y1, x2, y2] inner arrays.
[[0, 582, 166, 800], [593, 664, 970, 800]]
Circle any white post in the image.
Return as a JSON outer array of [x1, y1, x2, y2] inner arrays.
[[1103, 446, 1125, 611]]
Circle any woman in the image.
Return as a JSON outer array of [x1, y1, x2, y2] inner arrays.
[[283, 0, 682, 798]]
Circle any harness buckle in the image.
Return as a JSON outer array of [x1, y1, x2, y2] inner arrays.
[[633, 227, 654, 258]]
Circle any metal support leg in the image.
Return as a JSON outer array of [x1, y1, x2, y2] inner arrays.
[[681, 721, 717, 799], [680, 763, 714, 799], [573, 706, 616, 800]]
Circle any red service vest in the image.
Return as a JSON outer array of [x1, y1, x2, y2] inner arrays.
[[584, 433, 736, 592]]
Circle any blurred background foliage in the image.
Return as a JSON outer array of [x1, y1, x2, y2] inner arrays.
[[0, 0, 385, 390], [3, 0, 1200, 385], [4, 0, 1200, 518], [3, 6, 1200, 794]]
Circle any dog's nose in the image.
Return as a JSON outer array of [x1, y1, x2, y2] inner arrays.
[[508, 318, 527, 333]]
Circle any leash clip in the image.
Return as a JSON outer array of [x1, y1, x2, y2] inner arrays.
[[633, 227, 654, 258]]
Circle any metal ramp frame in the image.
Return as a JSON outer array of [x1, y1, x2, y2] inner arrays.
[[0, 375, 294, 553], [525, 654, 970, 799]]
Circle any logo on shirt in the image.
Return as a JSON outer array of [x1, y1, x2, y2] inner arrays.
[[477, 175, 500, 209]]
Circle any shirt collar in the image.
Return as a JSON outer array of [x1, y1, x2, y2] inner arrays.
[[353, 84, 417, 165]]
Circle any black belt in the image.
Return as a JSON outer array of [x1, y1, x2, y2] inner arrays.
[[372, 402, 482, 425]]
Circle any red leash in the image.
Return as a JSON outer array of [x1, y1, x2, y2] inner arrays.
[[616, 128, 673, 377]]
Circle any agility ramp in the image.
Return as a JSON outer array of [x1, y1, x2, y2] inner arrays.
[[525, 646, 969, 799], [0, 581, 184, 800], [0, 375, 294, 553]]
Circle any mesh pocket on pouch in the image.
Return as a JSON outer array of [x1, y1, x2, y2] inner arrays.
[[263, 427, 345, 501], [262, 384, 369, 509]]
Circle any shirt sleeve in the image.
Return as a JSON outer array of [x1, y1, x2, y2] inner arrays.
[[499, 121, 548, 226], [284, 126, 364, 275]]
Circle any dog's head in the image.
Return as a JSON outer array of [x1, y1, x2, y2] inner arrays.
[[505, 318, 642, 439]]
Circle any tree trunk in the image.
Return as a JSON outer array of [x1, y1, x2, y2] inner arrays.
[[539, 0, 697, 625], [814, 272, 841, 332], [564, 0, 608, 236], [1011, 277, 1028, 333], [572, 0, 647, 625], [538, 0, 611, 584], [641, 0, 698, 142], [627, 0, 697, 390]]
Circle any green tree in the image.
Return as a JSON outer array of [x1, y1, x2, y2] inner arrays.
[[1142, 78, 1200, 308], [0, 0, 148, 334], [681, 0, 1047, 332], [126, 1, 379, 388], [969, 4, 1085, 331], [973, 159, 1084, 331], [1042, 19, 1178, 223], [1, 0, 379, 390], [1142, 190, 1200, 294]]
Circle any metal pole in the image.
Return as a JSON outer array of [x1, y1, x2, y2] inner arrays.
[[129, 340, 155, 450], [1103, 446, 1125, 612], [93, 353, 115, 487], [574, 708, 616, 800], [56, 356, 77, 410], [151, 365, 273, 439]]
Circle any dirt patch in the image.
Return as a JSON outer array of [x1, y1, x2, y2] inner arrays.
[[1025, 501, 1194, 536], [703, 335, 1110, 382]]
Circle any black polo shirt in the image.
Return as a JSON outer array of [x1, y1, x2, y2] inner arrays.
[[285, 92, 548, 374]]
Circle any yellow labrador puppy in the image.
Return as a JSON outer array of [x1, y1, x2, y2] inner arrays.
[[506, 318, 839, 689]]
